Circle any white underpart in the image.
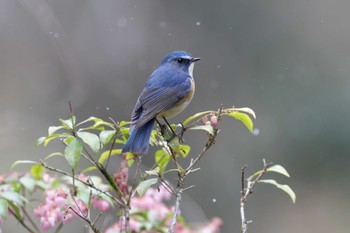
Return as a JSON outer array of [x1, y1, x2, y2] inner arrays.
[[188, 62, 195, 78]]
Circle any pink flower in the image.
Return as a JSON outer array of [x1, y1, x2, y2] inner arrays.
[[114, 158, 129, 193], [105, 185, 222, 233], [34, 187, 88, 231], [210, 115, 218, 127], [92, 197, 110, 212]]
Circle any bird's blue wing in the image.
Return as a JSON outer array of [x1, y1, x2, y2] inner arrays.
[[132, 69, 192, 128]]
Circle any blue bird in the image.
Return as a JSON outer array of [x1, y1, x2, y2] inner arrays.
[[122, 51, 200, 154]]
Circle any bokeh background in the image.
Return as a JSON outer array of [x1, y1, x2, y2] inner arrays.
[[1, 0, 350, 232]]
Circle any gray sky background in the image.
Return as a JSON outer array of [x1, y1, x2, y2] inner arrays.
[[1, 0, 350, 232]]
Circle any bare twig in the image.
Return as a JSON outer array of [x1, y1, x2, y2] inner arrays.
[[54, 222, 63, 233], [65, 206, 100, 233], [40, 160, 123, 206], [168, 188, 183, 233], [240, 159, 272, 233], [8, 208, 37, 233], [21, 206, 40, 232], [166, 107, 221, 233]]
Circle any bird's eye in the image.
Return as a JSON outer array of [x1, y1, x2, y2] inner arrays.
[[177, 58, 184, 63]]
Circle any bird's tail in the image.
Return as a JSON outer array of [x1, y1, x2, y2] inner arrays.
[[122, 118, 155, 154]]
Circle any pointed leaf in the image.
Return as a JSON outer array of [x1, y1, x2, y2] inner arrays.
[[11, 160, 37, 169], [75, 116, 100, 127], [43, 133, 71, 146], [267, 164, 290, 177], [136, 178, 158, 196], [98, 149, 122, 164], [155, 150, 171, 175], [7, 201, 21, 219], [258, 179, 296, 203], [77, 131, 101, 154], [81, 166, 97, 173], [63, 136, 75, 145], [44, 152, 64, 160], [19, 176, 35, 192], [31, 164, 44, 180], [227, 107, 256, 119], [64, 139, 83, 170], [0, 199, 8, 220], [59, 116, 76, 129], [119, 121, 129, 127], [0, 191, 28, 205], [35, 137, 45, 147], [227, 112, 254, 133], [183, 111, 214, 126], [189, 124, 214, 135], [100, 130, 116, 145], [48, 126, 64, 136], [145, 167, 160, 176]]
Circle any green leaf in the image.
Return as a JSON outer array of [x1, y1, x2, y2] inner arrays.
[[182, 111, 215, 126], [11, 160, 37, 169], [136, 178, 158, 196], [19, 176, 35, 192], [119, 121, 129, 127], [59, 116, 76, 129], [125, 152, 135, 167], [189, 124, 214, 135], [64, 138, 83, 170], [44, 152, 64, 160], [7, 200, 21, 219], [63, 136, 75, 145], [100, 130, 116, 145], [43, 133, 71, 147], [81, 166, 97, 173], [258, 179, 296, 203], [226, 107, 256, 119], [98, 149, 122, 164], [145, 167, 160, 176], [183, 111, 214, 126], [77, 131, 101, 154], [35, 137, 45, 147], [168, 137, 180, 154], [179, 145, 191, 158], [75, 116, 99, 127], [0, 191, 28, 205], [155, 150, 171, 174], [267, 164, 290, 177], [227, 112, 254, 133], [31, 164, 44, 180], [48, 126, 64, 136], [0, 199, 8, 220]]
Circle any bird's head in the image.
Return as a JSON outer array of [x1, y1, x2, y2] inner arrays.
[[160, 51, 201, 76]]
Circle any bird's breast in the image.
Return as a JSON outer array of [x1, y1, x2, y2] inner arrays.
[[158, 79, 195, 119]]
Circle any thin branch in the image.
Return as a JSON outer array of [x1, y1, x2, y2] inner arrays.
[[21, 206, 40, 232], [240, 160, 272, 233], [185, 130, 216, 174], [168, 188, 183, 233], [105, 117, 120, 169], [66, 206, 100, 233], [8, 208, 37, 233], [54, 223, 63, 233], [128, 155, 143, 205], [41, 161, 123, 206]]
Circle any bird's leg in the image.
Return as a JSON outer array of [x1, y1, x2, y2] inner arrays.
[[162, 117, 184, 143], [156, 119, 167, 136]]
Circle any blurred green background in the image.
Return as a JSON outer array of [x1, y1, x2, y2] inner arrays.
[[1, 0, 349, 232]]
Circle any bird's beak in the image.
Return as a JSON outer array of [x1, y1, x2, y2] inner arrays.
[[191, 57, 201, 63]]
